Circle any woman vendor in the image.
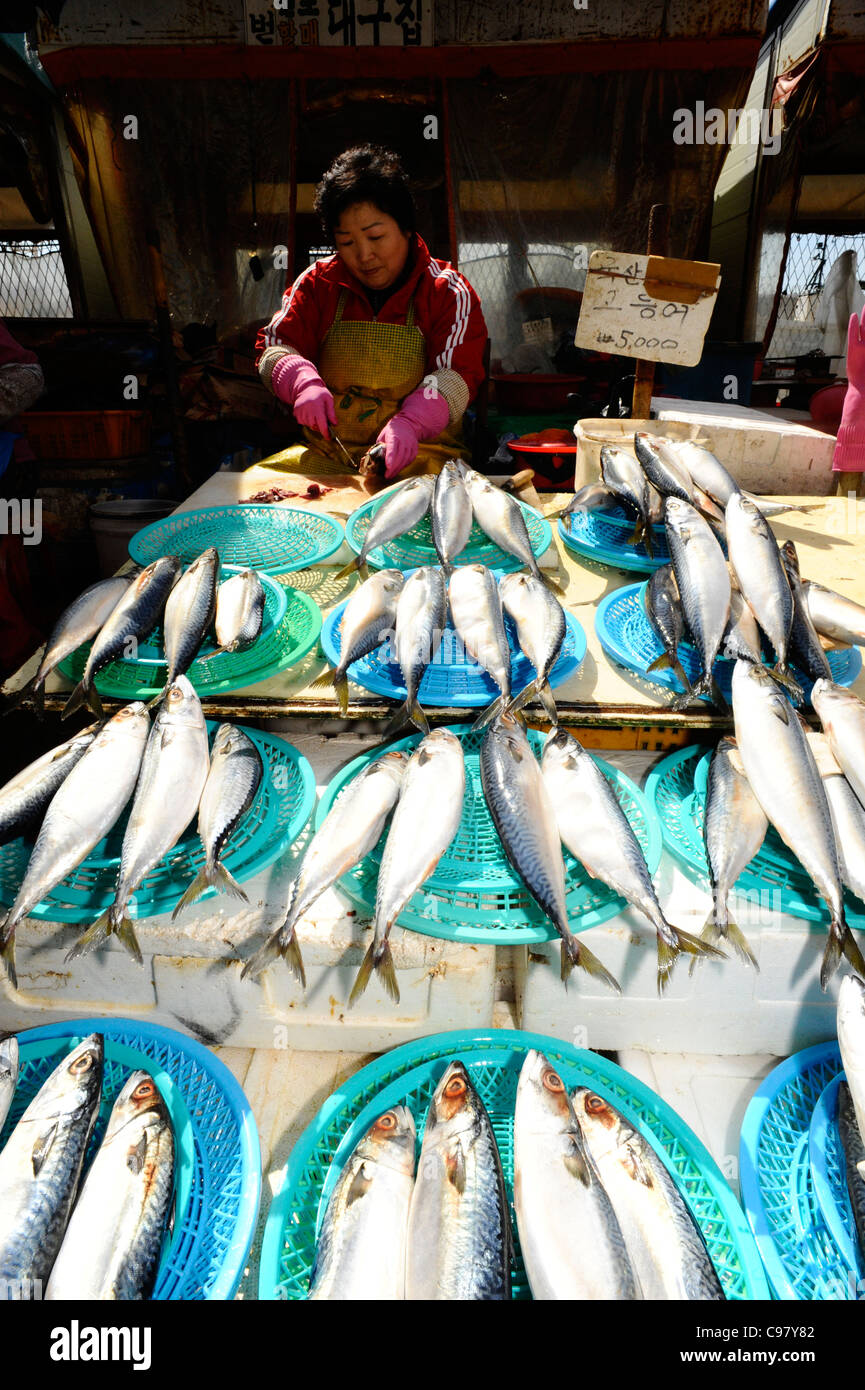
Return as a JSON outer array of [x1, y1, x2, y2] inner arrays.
[[255, 145, 488, 480]]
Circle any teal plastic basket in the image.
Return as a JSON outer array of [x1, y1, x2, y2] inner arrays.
[[645, 744, 865, 934], [0, 721, 316, 924], [260, 1027, 770, 1300], [314, 724, 661, 944], [128, 565, 287, 663], [739, 1041, 855, 1300], [2, 1019, 260, 1300], [57, 582, 322, 702], [809, 1073, 863, 1279], [558, 509, 668, 573], [128, 504, 344, 574], [346, 489, 552, 574]]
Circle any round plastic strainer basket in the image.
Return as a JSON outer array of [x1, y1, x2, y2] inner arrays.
[[128, 504, 344, 574]]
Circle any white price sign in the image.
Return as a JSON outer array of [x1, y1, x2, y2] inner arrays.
[[575, 251, 721, 368]]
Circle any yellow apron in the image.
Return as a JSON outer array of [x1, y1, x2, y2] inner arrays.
[[257, 290, 467, 479]]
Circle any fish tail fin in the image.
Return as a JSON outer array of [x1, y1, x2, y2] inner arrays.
[[672, 658, 693, 693], [657, 924, 725, 994], [332, 669, 350, 717], [507, 676, 541, 718], [3, 672, 44, 719], [115, 912, 143, 965], [66, 907, 142, 965], [671, 677, 705, 711], [708, 674, 728, 711], [0, 922, 18, 991], [470, 691, 510, 733], [821, 918, 865, 990], [211, 860, 249, 904], [628, 519, 643, 546], [61, 679, 90, 721], [647, 652, 671, 672], [241, 920, 306, 986], [538, 679, 559, 725], [724, 915, 760, 971], [689, 910, 724, 976], [333, 556, 361, 582], [172, 869, 210, 919], [769, 663, 804, 705], [643, 523, 654, 558], [560, 932, 621, 993], [382, 695, 428, 739], [349, 938, 399, 1007], [537, 567, 565, 595], [409, 699, 429, 734]]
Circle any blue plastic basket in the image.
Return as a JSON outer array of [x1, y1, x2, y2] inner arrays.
[[313, 724, 661, 945], [260, 1027, 769, 1300], [320, 598, 585, 708], [0, 722, 316, 924], [2, 1017, 260, 1300], [346, 489, 552, 574], [596, 582, 862, 705], [809, 1073, 864, 1280], [558, 506, 669, 573], [739, 1040, 856, 1300], [128, 504, 344, 574], [645, 744, 865, 935]]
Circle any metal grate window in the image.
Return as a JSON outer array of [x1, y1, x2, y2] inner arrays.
[[767, 232, 865, 360], [0, 238, 73, 318]]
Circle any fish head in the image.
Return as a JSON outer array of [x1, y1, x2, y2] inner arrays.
[[160, 674, 205, 728], [366, 749, 409, 792], [516, 1050, 577, 1134], [355, 1105, 416, 1176], [212, 722, 236, 755], [103, 1069, 171, 1143], [810, 678, 851, 727], [149, 555, 183, 584], [412, 727, 463, 770], [488, 711, 530, 760], [104, 702, 150, 743], [425, 1061, 483, 1145], [571, 1087, 624, 1138], [542, 725, 582, 772], [27, 1033, 104, 1123], [727, 492, 765, 532], [378, 568, 405, 599], [663, 496, 689, 526]]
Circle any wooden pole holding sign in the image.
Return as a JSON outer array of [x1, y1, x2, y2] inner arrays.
[[631, 204, 670, 420]]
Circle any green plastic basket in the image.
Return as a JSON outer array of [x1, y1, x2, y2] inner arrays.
[[128, 504, 344, 574], [345, 489, 552, 573], [260, 1027, 770, 1300], [646, 744, 865, 933], [57, 582, 322, 701], [0, 722, 316, 923], [314, 725, 662, 944]]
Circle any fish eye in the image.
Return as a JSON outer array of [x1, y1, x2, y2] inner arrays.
[[444, 1076, 466, 1098], [69, 1053, 93, 1075], [375, 1112, 397, 1131], [585, 1094, 606, 1113], [132, 1081, 156, 1101], [543, 1069, 565, 1093]]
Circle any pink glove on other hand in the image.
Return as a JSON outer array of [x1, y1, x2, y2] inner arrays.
[[271, 355, 337, 439], [375, 384, 451, 480], [833, 310, 865, 472]]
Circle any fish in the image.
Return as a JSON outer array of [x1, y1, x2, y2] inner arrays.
[[331, 569, 404, 715], [643, 564, 692, 694], [431, 460, 473, 572], [406, 1061, 511, 1301], [171, 723, 264, 918], [599, 445, 654, 553], [663, 439, 740, 508], [498, 571, 567, 724], [731, 660, 864, 987], [480, 715, 619, 991], [812, 679, 865, 811], [214, 568, 264, 653], [62, 556, 181, 721], [242, 750, 408, 985], [721, 589, 763, 665], [820, 762, 865, 906], [541, 727, 720, 991], [0, 1034, 103, 1293], [513, 1050, 639, 1300], [66, 676, 209, 966], [0, 725, 100, 849], [45, 1070, 175, 1301], [309, 1107, 416, 1301], [838, 1080, 865, 1261], [634, 433, 695, 505], [664, 497, 730, 707], [335, 476, 435, 580], [447, 565, 512, 732], [700, 737, 766, 968], [350, 729, 465, 1005], [464, 471, 552, 587], [741, 492, 820, 519], [572, 1088, 725, 1300], [553, 482, 617, 524], [838, 975, 865, 1167], [5, 572, 137, 718], [153, 547, 219, 700], [0, 704, 150, 989], [386, 565, 448, 735], [779, 541, 831, 686], [0, 1035, 18, 1133], [725, 494, 801, 700], [804, 581, 865, 648]]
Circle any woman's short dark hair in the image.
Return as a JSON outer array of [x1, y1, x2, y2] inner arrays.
[[314, 146, 415, 239]]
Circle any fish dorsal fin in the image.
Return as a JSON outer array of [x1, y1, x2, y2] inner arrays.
[[447, 1140, 467, 1194], [346, 1161, 373, 1206], [127, 1132, 148, 1175], [31, 1122, 58, 1176], [563, 1135, 591, 1186]]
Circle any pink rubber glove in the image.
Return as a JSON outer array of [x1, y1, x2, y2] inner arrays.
[[271, 355, 337, 439], [376, 384, 450, 480], [833, 309, 865, 472]]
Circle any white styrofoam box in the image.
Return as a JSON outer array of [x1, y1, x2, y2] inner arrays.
[[515, 851, 841, 1057], [653, 398, 836, 494]]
